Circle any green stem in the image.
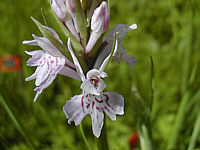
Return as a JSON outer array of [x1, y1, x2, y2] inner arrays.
[[79, 123, 92, 150], [187, 112, 200, 150], [167, 92, 190, 149], [96, 117, 109, 150], [0, 94, 35, 150]]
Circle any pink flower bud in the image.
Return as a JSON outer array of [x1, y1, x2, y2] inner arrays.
[[86, 1, 110, 53], [91, 1, 110, 33], [52, 0, 80, 41], [66, 0, 79, 33], [51, 0, 67, 21]]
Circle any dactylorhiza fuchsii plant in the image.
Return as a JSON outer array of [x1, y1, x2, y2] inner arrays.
[[23, 0, 137, 147]]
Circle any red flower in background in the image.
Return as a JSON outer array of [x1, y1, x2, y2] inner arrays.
[[129, 131, 138, 150], [0, 55, 21, 72]]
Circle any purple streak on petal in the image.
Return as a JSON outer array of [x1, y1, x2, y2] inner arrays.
[[86, 103, 90, 109], [92, 101, 95, 110], [81, 96, 85, 113], [96, 106, 102, 112], [95, 97, 103, 103], [103, 94, 110, 107]]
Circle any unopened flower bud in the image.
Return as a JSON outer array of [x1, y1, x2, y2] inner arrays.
[[52, 0, 80, 41], [85, 1, 110, 53], [51, 0, 67, 21], [66, 0, 79, 33]]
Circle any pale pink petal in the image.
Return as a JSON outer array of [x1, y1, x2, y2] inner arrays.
[[85, 31, 101, 54], [91, 1, 109, 32], [25, 50, 44, 66], [81, 80, 100, 95], [85, 1, 110, 53], [65, 18, 80, 42], [22, 40, 38, 46], [66, 0, 79, 33], [42, 25, 63, 44], [32, 34, 62, 57], [91, 105, 104, 138], [104, 91, 124, 115], [59, 66, 81, 81], [113, 45, 137, 69], [63, 94, 87, 125], [51, 0, 68, 21], [99, 38, 118, 72]]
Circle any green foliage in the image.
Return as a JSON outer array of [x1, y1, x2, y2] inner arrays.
[[0, 0, 200, 150]]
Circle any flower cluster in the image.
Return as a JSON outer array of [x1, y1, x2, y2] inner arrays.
[[23, 0, 137, 137]]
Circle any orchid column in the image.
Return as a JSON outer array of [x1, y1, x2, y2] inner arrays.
[[23, 0, 137, 149]]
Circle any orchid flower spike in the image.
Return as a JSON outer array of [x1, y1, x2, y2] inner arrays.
[[94, 24, 137, 69], [63, 38, 124, 138], [51, 0, 80, 41], [85, 1, 110, 53], [23, 26, 80, 102]]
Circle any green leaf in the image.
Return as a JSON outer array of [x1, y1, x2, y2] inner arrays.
[[82, 0, 91, 11], [74, 0, 88, 47], [31, 16, 73, 61], [149, 56, 154, 113], [187, 112, 200, 150], [0, 94, 35, 150], [50, 10, 84, 53]]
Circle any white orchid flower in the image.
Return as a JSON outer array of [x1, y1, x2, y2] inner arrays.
[[23, 26, 80, 102], [94, 24, 137, 69], [63, 38, 124, 138]]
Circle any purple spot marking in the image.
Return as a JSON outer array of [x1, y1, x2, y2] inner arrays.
[[81, 96, 85, 113], [92, 101, 95, 110], [47, 61, 50, 70], [104, 94, 110, 107], [96, 106, 102, 112], [51, 60, 54, 64], [104, 106, 110, 112], [86, 94, 88, 98], [86, 103, 90, 109], [95, 97, 103, 103], [56, 58, 58, 66]]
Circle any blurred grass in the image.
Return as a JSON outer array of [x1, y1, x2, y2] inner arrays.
[[0, 0, 200, 150]]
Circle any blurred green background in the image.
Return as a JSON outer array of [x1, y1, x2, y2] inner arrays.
[[0, 0, 200, 149]]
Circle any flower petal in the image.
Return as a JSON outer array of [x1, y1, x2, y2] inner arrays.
[[67, 38, 85, 81], [81, 80, 100, 95], [85, 1, 110, 53], [91, 105, 104, 138], [59, 66, 81, 81], [33, 34, 62, 57], [22, 40, 38, 46], [51, 0, 68, 21], [42, 25, 63, 44], [99, 38, 118, 72], [25, 50, 45, 66], [104, 91, 124, 115], [63, 94, 87, 126], [113, 45, 137, 69]]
